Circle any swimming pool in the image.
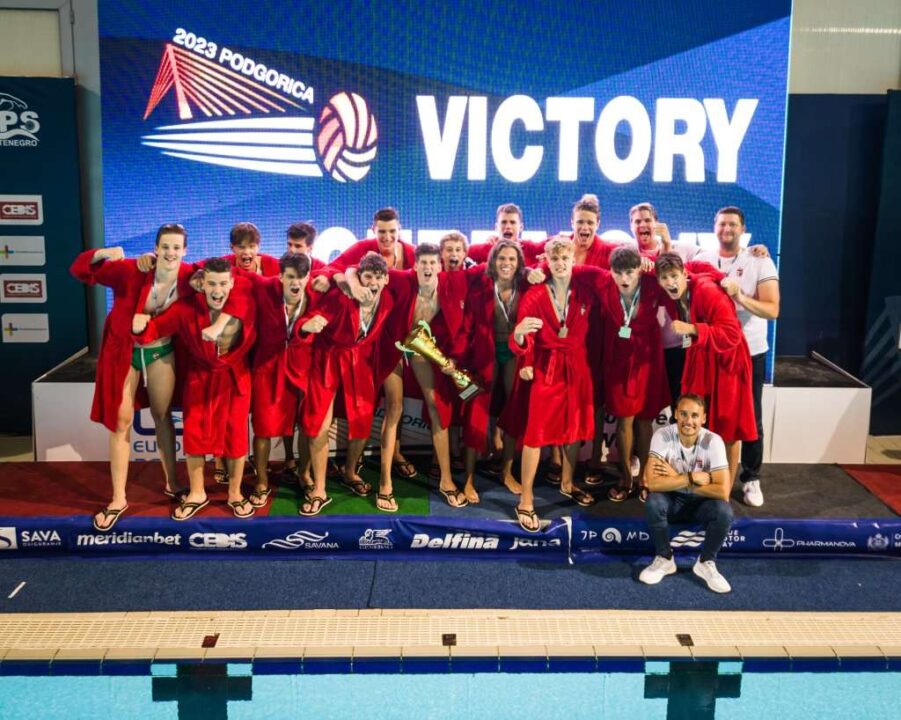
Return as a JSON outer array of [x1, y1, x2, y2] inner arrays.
[[0, 662, 897, 719]]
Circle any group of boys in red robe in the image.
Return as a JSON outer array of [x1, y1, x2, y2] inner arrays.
[[75, 200, 758, 532]]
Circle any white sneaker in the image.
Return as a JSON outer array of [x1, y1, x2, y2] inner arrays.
[[693, 559, 731, 593], [639, 555, 677, 585], [742, 479, 764, 507]]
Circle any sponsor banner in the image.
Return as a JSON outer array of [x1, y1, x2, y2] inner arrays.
[[0, 515, 569, 560], [0, 524, 65, 552], [0, 195, 42, 226], [571, 515, 901, 560], [0, 236, 45, 266], [1, 312, 49, 343], [252, 515, 570, 560], [1, 273, 47, 303], [4, 514, 897, 560], [396, 516, 570, 561]]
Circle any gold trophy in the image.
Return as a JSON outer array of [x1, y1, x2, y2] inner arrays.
[[396, 320, 485, 401]]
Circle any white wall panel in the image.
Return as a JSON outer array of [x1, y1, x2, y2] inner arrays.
[[791, 0, 901, 94], [0, 9, 61, 76]]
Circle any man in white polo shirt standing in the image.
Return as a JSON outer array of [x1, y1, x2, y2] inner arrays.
[[694, 206, 780, 507], [639, 394, 734, 593]]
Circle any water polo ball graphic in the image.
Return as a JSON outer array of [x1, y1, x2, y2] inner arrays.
[[317, 92, 378, 182]]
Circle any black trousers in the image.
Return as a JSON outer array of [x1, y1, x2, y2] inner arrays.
[[740, 352, 766, 481], [663, 346, 686, 418], [646, 491, 734, 562]]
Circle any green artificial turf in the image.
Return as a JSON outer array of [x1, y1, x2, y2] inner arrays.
[[268, 462, 431, 516]]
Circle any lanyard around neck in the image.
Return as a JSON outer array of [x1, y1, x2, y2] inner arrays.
[[359, 296, 380, 338], [150, 278, 178, 316], [495, 282, 516, 325], [548, 282, 570, 324], [620, 287, 640, 327]]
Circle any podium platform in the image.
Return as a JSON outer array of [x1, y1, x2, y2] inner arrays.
[[1, 459, 897, 561], [32, 353, 872, 463]]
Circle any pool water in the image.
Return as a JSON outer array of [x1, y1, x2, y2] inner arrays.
[[0, 662, 898, 719]]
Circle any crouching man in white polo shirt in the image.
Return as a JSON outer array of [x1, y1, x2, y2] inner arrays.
[[639, 393, 734, 593]]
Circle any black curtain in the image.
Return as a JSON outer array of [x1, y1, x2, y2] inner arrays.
[[862, 89, 901, 434]]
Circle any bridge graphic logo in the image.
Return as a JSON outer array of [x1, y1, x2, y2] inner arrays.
[[141, 43, 377, 181]]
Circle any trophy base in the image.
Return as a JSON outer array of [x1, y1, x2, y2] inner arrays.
[[458, 384, 483, 402]]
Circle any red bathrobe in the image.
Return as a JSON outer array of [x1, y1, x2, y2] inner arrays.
[[375, 269, 470, 430], [467, 237, 546, 265], [247, 275, 319, 438], [225, 252, 280, 277], [667, 274, 757, 443], [317, 241, 416, 405], [296, 287, 397, 440], [456, 266, 531, 452], [322, 239, 416, 279], [70, 250, 198, 432], [572, 267, 670, 420], [504, 280, 597, 447], [572, 233, 618, 407], [134, 292, 257, 457], [574, 234, 618, 268]]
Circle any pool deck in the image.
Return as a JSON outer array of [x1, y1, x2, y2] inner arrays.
[[2, 609, 899, 663]]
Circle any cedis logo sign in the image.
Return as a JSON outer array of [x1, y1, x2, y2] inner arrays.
[[1, 274, 47, 303], [142, 29, 377, 182], [0, 196, 42, 226]]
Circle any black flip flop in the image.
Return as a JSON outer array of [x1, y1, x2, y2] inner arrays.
[[377, 493, 398, 513], [171, 498, 209, 521], [341, 477, 372, 497], [393, 460, 418, 479], [439, 487, 469, 508], [92, 505, 128, 533], [515, 506, 541, 533], [299, 495, 332, 516], [560, 486, 595, 507]]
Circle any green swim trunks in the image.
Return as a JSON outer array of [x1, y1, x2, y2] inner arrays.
[[131, 341, 174, 371], [495, 340, 514, 365]]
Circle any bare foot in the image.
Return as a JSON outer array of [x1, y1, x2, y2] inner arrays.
[[463, 479, 480, 504], [502, 473, 522, 495]]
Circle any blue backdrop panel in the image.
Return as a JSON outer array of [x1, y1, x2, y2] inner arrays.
[[0, 77, 87, 433], [97, 1, 790, 374]]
